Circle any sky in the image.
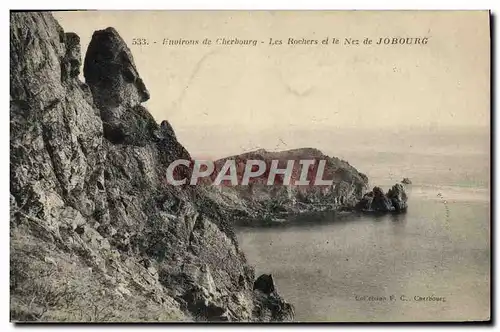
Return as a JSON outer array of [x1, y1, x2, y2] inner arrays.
[[53, 11, 490, 158]]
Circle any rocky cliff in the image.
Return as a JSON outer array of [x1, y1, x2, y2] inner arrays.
[[355, 183, 408, 213], [10, 12, 293, 322], [206, 148, 369, 224]]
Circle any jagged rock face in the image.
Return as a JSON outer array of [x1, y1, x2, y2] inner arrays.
[[10, 12, 106, 228], [355, 184, 408, 213], [10, 12, 293, 322], [160, 120, 177, 140], [84, 27, 149, 109], [387, 183, 408, 212], [401, 177, 412, 185], [370, 187, 393, 212], [211, 148, 368, 223]]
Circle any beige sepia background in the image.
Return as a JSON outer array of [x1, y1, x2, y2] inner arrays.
[[54, 11, 490, 159]]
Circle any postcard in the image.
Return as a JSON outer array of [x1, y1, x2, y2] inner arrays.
[[10, 10, 490, 322]]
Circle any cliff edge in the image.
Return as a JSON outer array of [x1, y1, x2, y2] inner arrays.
[[10, 12, 293, 322]]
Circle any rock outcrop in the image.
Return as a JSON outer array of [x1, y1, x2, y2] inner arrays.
[[387, 183, 408, 212], [209, 148, 369, 224], [401, 177, 412, 185], [10, 12, 292, 322], [355, 184, 408, 213], [254, 274, 276, 294]]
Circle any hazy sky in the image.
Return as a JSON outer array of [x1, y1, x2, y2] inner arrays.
[[53, 11, 490, 157]]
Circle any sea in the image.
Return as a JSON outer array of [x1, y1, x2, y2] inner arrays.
[[235, 127, 490, 322]]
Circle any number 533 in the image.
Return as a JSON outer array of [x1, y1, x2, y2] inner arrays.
[[132, 38, 149, 45]]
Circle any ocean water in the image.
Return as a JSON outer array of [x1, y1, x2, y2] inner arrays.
[[236, 130, 490, 322]]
